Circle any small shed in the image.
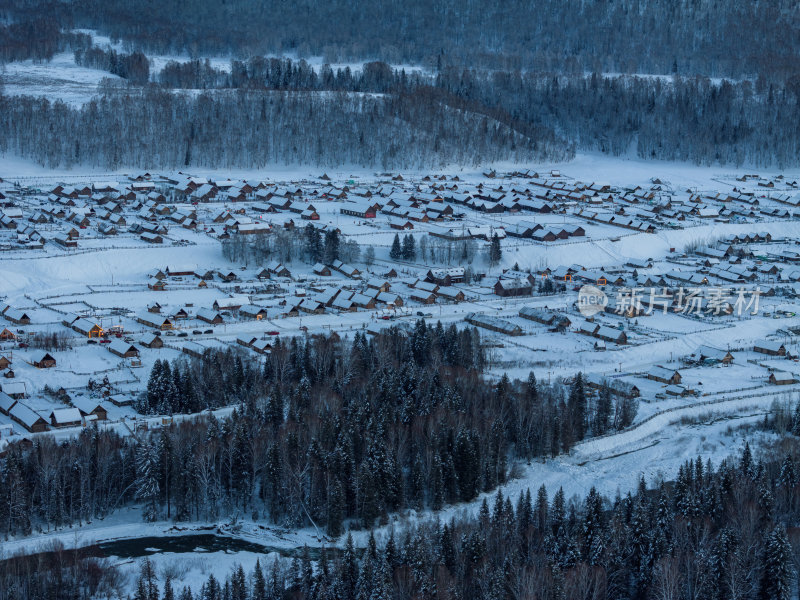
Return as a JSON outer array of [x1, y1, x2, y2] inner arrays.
[[754, 341, 787, 357], [108, 339, 139, 358], [770, 371, 796, 385], [32, 352, 56, 368], [73, 398, 108, 421], [646, 366, 682, 385], [197, 308, 224, 324]]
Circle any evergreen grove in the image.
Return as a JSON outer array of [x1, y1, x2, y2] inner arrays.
[[4, 440, 800, 600], [1, 323, 635, 539]]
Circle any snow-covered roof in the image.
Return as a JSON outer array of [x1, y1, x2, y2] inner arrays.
[[9, 403, 46, 427]]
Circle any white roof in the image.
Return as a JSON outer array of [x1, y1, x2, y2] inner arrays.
[[214, 295, 251, 308], [1, 381, 26, 396], [772, 371, 795, 382], [72, 397, 105, 414], [196, 307, 223, 321], [9, 403, 45, 427], [50, 407, 82, 424], [0, 392, 17, 413], [109, 338, 137, 355]]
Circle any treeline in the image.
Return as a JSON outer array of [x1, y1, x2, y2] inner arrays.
[[0, 14, 90, 64], [221, 225, 361, 268], [0, 325, 635, 537], [5, 2, 800, 167], [26, 0, 800, 79], [8, 57, 800, 167], [436, 69, 800, 168], [132, 442, 800, 600], [159, 57, 415, 93], [5, 441, 800, 600], [74, 46, 149, 84], [149, 57, 800, 167], [0, 544, 120, 600], [0, 87, 566, 169]]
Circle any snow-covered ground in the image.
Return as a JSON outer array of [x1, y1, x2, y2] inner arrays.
[[0, 52, 125, 106]]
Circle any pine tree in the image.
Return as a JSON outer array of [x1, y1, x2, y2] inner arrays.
[[551, 487, 566, 534], [630, 497, 653, 596], [489, 232, 502, 266], [355, 537, 376, 600], [300, 545, 314, 598], [568, 373, 587, 440], [134, 574, 149, 600], [268, 555, 283, 600], [759, 525, 792, 600], [136, 441, 161, 522], [792, 401, 800, 435], [779, 454, 796, 488], [390, 234, 402, 260], [136, 558, 159, 600], [252, 559, 267, 600], [616, 395, 638, 430], [327, 478, 345, 536], [401, 234, 416, 261], [143, 359, 164, 414], [453, 428, 480, 501], [582, 486, 605, 565], [431, 452, 445, 510], [340, 533, 359, 600], [594, 382, 612, 435], [324, 229, 340, 264], [231, 564, 247, 600], [526, 371, 538, 403], [202, 574, 221, 600], [306, 223, 323, 263], [758, 484, 775, 527], [534, 484, 549, 535], [740, 441, 754, 477], [164, 574, 175, 600]]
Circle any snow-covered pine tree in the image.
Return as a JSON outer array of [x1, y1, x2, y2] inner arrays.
[[582, 486, 606, 565], [136, 441, 161, 522], [401, 234, 416, 261], [489, 232, 502, 266], [252, 559, 267, 600], [389, 234, 401, 260], [759, 525, 793, 600]]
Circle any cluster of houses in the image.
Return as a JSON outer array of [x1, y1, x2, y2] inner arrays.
[[505, 220, 585, 241], [465, 304, 627, 346], [573, 208, 657, 233], [3, 165, 797, 257], [0, 389, 108, 433]]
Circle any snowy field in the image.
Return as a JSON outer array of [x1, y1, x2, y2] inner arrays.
[[0, 52, 125, 106]]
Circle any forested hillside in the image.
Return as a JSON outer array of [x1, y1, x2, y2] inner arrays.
[[0, 88, 567, 169], [180, 440, 800, 600], [3, 0, 800, 170], [5, 0, 800, 78]]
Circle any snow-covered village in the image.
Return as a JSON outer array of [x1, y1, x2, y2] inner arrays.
[[0, 156, 798, 596], [4, 2, 800, 599]]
